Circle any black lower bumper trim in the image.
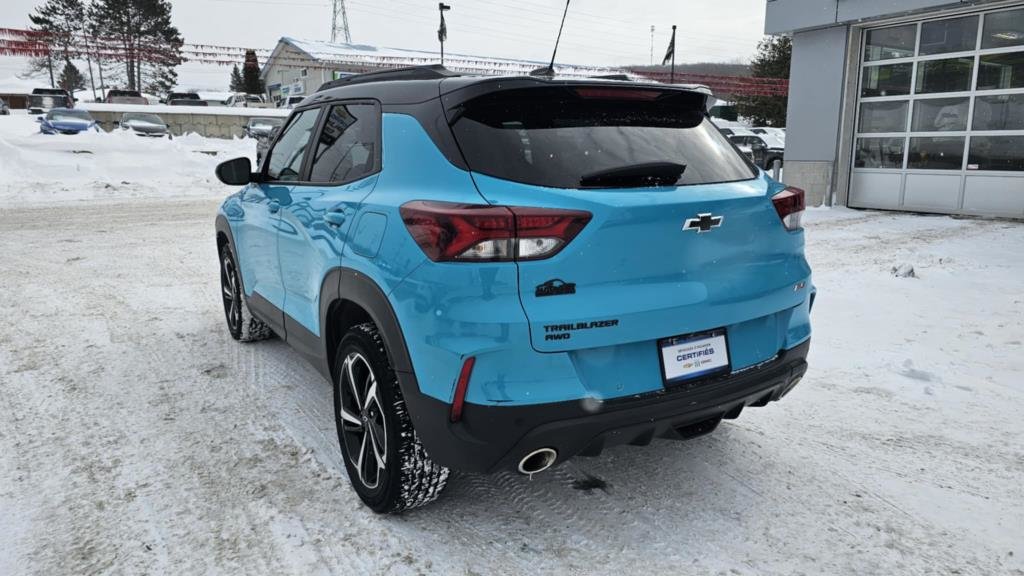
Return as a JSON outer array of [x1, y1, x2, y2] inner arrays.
[[401, 339, 810, 474]]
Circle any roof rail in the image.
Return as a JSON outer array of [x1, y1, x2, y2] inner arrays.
[[316, 64, 461, 92]]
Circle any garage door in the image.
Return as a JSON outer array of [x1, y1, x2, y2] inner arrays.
[[850, 6, 1024, 218]]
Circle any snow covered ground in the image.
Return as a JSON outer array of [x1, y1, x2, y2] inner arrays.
[[1, 116, 1022, 575]]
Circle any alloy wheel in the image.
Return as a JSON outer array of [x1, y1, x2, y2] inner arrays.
[[220, 254, 241, 333], [339, 352, 388, 489]]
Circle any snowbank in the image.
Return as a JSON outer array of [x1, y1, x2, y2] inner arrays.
[[0, 112, 254, 204]]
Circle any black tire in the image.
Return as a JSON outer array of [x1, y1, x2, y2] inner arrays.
[[219, 243, 273, 342], [333, 322, 449, 513]]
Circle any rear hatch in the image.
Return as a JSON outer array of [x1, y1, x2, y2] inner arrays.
[[446, 84, 809, 365]]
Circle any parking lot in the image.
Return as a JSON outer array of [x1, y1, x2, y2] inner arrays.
[[1, 127, 1021, 574]]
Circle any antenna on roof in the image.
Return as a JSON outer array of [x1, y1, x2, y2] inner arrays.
[[530, 0, 570, 78]]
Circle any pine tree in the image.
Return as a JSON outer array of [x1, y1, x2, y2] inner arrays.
[[25, 0, 85, 86], [734, 36, 791, 127], [229, 64, 244, 92], [242, 50, 264, 95], [58, 61, 86, 94], [89, 0, 183, 92]]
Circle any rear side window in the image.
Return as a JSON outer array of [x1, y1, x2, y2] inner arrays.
[[450, 87, 756, 189], [309, 103, 380, 184], [266, 108, 319, 181]]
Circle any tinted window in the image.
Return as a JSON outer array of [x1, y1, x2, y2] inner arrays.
[[266, 108, 319, 181], [982, 8, 1024, 49], [450, 87, 756, 189], [858, 101, 908, 132], [309, 103, 379, 184], [919, 16, 978, 55], [861, 64, 913, 97], [907, 137, 965, 169], [911, 97, 969, 131], [915, 58, 974, 93], [968, 136, 1024, 171], [864, 25, 917, 61], [973, 94, 1024, 130], [855, 137, 905, 168], [977, 52, 1024, 90]]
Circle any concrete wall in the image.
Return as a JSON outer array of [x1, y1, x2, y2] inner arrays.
[[86, 109, 284, 139], [783, 25, 849, 205], [766, 0, 1003, 33]]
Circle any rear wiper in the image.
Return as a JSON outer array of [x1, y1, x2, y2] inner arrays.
[[578, 162, 686, 188]]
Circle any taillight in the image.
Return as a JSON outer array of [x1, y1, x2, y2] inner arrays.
[[400, 201, 591, 262], [771, 186, 805, 231]]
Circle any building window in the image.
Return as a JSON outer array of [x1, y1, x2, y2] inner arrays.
[[968, 136, 1024, 171], [977, 52, 1024, 90], [855, 137, 905, 168], [911, 97, 970, 131], [915, 57, 974, 93], [919, 15, 979, 56], [981, 7, 1024, 49], [859, 101, 908, 132], [861, 63, 913, 96], [973, 94, 1024, 130], [907, 137, 966, 170], [864, 25, 917, 61]]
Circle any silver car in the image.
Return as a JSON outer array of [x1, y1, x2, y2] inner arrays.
[[119, 112, 172, 138]]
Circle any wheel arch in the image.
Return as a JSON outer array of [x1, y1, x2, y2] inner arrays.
[[319, 268, 416, 387]]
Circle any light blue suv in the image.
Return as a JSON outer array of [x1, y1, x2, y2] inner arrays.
[[214, 66, 814, 513]]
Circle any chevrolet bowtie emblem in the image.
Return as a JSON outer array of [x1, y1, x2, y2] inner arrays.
[[683, 213, 724, 233]]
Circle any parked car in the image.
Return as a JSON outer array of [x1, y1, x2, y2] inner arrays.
[[213, 68, 812, 514], [728, 134, 785, 170], [277, 95, 305, 109], [163, 91, 200, 104], [105, 89, 148, 105], [226, 93, 270, 108], [37, 108, 99, 134], [27, 93, 72, 115], [245, 117, 284, 165], [244, 116, 283, 139], [0, 97, 9, 115], [119, 112, 171, 138], [750, 127, 786, 144]]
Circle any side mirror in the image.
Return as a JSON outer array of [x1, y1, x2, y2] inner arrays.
[[35, 116, 42, 122], [216, 157, 256, 186]]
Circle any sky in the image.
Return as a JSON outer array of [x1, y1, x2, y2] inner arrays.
[[0, 0, 769, 90]]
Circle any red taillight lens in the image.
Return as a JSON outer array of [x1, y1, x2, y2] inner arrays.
[[400, 201, 591, 262], [771, 186, 805, 231]]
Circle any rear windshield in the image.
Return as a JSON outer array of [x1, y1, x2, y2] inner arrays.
[[450, 86, 757, 189]]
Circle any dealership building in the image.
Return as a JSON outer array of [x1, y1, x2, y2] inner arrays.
[[767, 1, 1024, 218]]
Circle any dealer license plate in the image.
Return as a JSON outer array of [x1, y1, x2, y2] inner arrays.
[[659, 329, 730, 384]]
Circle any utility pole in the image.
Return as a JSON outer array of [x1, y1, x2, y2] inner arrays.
[[438, 3, 451, 66], [331, 0, 352, 43], [650, 25, 655, 66]]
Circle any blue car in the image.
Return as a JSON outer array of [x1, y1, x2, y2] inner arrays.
[[214, 66, 813, 513], [38, 108, 99, 135]]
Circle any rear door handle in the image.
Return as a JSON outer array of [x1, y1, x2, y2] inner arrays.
[[323, 211, 346, 227], [268, 200, 280, 214]]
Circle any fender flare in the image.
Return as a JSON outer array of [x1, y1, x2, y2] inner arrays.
[[318, 267, 416, 382]]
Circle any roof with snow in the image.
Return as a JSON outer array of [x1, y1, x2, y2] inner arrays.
[[261, 37, 630, 81]]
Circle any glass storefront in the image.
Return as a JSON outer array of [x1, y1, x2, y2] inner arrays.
[[852, 6, 1024, 216]]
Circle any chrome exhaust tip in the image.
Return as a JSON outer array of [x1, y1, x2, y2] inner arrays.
[[517, 448, 558, 475]]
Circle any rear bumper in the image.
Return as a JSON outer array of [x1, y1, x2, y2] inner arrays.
[[401, 339, 810, 473]]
